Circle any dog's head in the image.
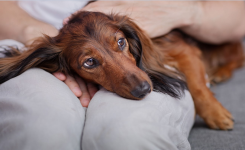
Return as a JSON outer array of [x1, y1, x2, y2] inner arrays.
[[54, 11, 153, 99]]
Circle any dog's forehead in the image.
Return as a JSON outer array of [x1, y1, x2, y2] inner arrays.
[[67, 12, 120, 39], [82, 23, 118, 42], [62, 12, 129, 58]]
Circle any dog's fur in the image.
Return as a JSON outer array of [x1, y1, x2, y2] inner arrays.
[[0, 11, 244, 130]]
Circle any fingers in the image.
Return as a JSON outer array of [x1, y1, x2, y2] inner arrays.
[[81, 1, 126, 14], [63, 1, 123, 25], [87, 82, 98, 98], [53, 72, 97, 107], [53, 72, 66, 81], [54, 72, 83, 98], [75, 75, 91, 107], [64, 74, 82, 97], [63, 17, 69, 25]]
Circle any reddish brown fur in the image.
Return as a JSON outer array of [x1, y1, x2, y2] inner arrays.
[[0, 11, 244, 130], [152, 32, 244, 130]]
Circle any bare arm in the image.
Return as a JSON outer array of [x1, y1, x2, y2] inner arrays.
[[80, 1, 245, 44], [182, 1, 245, 44], [0, 1, 58, 44]]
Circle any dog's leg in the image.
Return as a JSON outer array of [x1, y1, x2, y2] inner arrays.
[[211, 60, 243, 83], [172, 44, 234, 130], [152, 32, 236, 130], [203, 42, 244, 83]]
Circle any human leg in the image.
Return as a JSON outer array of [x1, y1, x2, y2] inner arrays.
[[0, 68, 85, 150], [0, 40, 85, 150], [82, 89, 195, 150]]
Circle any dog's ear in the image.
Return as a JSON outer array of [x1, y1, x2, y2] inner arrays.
[[111, 15, 152, 68], [0, 36, 69, 84]]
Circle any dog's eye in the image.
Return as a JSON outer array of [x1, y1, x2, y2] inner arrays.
[[118, 38, 126, 51], [83, 58, 99, 69]]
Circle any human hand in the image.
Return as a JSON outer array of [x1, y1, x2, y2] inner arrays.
[[64, 1, 199, 38], [53, 72, 98, 107]]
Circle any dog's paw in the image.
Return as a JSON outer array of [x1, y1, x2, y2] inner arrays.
[[211, 68, 232, 83], [200, 104, 234, 130]]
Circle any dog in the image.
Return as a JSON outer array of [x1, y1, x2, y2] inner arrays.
[[0, 11, 243, 130]]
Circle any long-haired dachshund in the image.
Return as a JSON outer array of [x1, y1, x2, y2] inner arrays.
[[0, 11, 243, 130]]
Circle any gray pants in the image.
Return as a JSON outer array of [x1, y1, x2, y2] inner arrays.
[[0, 40, 195, 150]]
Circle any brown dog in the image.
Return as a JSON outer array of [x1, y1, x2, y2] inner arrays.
[[0, 11, 243, 130]]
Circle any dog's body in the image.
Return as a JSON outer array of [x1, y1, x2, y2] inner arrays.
[[0, 11, 243, 130]]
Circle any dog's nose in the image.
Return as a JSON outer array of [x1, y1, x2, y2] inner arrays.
[[130, 81, 151, 99]]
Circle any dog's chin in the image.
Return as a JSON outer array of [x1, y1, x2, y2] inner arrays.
[[117, 90, 152, 100]]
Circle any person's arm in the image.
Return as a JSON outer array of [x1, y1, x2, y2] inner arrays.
[[79, 1, 245, 44], [182, 1, 245, 44], [0, 1, 58, 44], [0, 1, 97, 107]]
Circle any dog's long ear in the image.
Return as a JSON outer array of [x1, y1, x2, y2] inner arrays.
[[0, 36, 69, 84], [111, 14, 187, 98], [111, 15, 152, 68]]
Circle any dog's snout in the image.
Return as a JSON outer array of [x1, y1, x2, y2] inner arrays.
[[130, 81, 151, 99]]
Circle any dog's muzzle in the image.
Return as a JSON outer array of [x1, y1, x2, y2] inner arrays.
[[130, 81, 151, 98]]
